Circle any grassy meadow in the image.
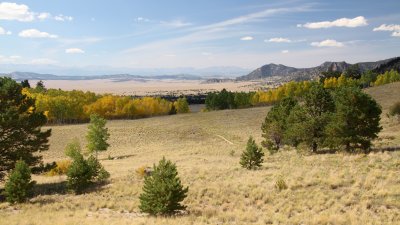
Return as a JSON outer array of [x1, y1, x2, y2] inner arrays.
[[1, 83, 400, 224]]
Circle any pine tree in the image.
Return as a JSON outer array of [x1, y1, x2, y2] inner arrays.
[[0, 77, 51, 180], [261, 96, 298, 151], [3, 160, 35, 203], [240, 137, 264, 170], [286, 83, 335, 152], [325, 86, 382, 152], [86, 114, 110, 158], [139, 157, 188, 215]]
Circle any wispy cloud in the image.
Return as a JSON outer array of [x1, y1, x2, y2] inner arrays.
[[123, 5, 311, 54], [30, 58, 58, 65], [161, 19, 192, 28], [65, 48, 85, 54], [311, 39, 344, 47], [19, 29, 58, 38], [0, 55, 21, 64], [240, 36, 253, 41], [373, 24, 400, 37], [0, 26, 12, 35], [281, 50, 289, 54], [54, 14, 73, 22], [298, 16, 368, 29], [266, 37, 291, 43]]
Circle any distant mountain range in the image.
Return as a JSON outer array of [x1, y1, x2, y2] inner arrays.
[[237, 57, 400, 81], [2, 72, 205, 82]]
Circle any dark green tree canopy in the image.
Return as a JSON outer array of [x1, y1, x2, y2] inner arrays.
[[0, 77, 51, 180], [325, 86, 382, 151], [286, 83, 335, 152], [261, 96, 298, 151], [139, 157, 188, 215]]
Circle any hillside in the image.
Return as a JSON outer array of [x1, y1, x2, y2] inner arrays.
[[237, 57, 397, 81], [1, 83, 400, 224]]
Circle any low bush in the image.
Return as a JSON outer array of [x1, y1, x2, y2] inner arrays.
[[3, 160, 35, 203]]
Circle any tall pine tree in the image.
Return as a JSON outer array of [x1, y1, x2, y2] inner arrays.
[[0, 77, 51, 180], [86, 114, 110, 158]]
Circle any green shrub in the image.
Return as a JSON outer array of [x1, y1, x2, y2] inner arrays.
[[67, 152, 93, 194], [3, 160, 35, 203], [240, 137, 264, 170], [87, 155, 110, 182], [139, 157, 188, 215]]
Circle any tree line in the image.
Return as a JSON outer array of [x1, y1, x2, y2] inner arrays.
[[205, 69, 400, 111], [21, 81, 190, 123]]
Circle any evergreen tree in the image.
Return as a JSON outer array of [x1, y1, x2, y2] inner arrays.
[[20, 80, 30, 88], [35, 80, 46, 92], [3, 160, 35, 203], [286, 83, 335, 152], [240, 137, 264, 170], [86, 114, 110, 158], [261, 96, 298, 151], [139, 157, 188, 215], [65, 140, 93, 194], [0, 77, 51, 180], [325, 86, 382, 151], [344, 64, 362, 79]]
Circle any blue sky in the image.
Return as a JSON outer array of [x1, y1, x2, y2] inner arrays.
[[0, 0, 399, 75]]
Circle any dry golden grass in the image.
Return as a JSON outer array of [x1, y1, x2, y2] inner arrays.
[[0, 83, 400, 224]]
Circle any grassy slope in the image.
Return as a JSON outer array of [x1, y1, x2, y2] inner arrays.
[[1, 83, 400, 225]]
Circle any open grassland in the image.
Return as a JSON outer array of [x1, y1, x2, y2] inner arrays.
[[1, 83, 400, 224]]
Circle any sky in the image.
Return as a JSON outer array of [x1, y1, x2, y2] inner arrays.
[[0, 0, 399, 75]]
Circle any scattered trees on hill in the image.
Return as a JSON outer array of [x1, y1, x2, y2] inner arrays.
[[373, 69, 400, 86], [86, 114, 110, 158], [139, 157, 188, 215], [3, 160, 35, 203], [0, 77, 51, 180], [240, 137, 264, 170], [261, 86, 382, 153]]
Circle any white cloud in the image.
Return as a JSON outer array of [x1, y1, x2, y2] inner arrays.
[[311, 39, 344, 47], [373, 24, 400, 32], [135, 17, 151, 22], [267, 37, 291, 43], [65, 48, 85, 54], [240, 36, 254, 41], [300, 16, 368, 29], [54, 14, 73, 22], [161, 19, 192, 28], [0, 26, 12, 35], [37, 12, 51, 20], [201, 52, 213, 56], [281, 50, 289, 54], [19, 29, 58, 38], [30, 58, 58, 65], [0, 2, 35, 21], [0, 55, 21, 64], [373, 24, 400, 37]]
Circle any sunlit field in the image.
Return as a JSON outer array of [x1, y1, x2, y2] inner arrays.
[[0, 83, 399, 225]]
